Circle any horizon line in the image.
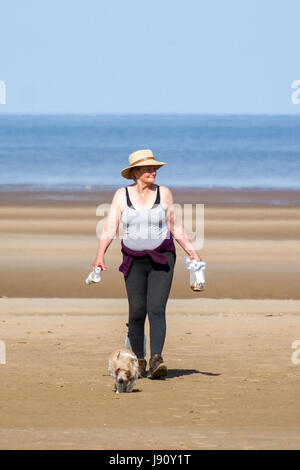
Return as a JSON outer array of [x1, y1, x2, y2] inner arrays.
[[0, 112, 300, 117]]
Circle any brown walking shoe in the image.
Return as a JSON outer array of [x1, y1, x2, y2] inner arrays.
[[148, 354, 168, 379], [138, 359, 147, 378]]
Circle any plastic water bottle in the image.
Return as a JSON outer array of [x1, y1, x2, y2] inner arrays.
[[184, 257, 206, 291], [85, 265, 102, 285]]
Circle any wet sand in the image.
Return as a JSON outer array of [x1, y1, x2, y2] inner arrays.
[[0, 189, 300, 299]]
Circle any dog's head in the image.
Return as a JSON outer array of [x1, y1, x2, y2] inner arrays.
[[115, 367, 134, 386]]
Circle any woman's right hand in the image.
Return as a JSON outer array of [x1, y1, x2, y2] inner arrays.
[[92, 255, 107, 271]]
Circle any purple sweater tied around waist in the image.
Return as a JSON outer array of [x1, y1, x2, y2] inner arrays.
[[119, 233, 176, 277]]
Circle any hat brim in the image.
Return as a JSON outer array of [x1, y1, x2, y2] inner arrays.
[[121, 160, 166, 179]]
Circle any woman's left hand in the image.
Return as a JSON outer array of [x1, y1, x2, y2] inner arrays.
[[189, 251, 202, 262]]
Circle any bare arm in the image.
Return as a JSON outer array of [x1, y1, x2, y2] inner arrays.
[[92, 189, 123, 270], [163, 187, 202, 262]]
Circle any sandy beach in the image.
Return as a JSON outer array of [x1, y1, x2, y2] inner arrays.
[[0, 187, 300, 449]]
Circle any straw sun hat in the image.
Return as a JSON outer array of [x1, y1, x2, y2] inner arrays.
[[121, 149, 166, 180]]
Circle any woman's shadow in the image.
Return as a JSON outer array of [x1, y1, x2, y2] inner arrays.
[[166, 369, 220, 379]]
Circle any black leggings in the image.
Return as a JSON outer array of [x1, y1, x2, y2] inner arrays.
[[123, 251, 175, 359]]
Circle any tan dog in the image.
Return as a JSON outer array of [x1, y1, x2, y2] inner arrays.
[[108, 348, 139, 393]]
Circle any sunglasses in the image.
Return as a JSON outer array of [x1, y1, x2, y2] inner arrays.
[[143, 167, 157, 173]]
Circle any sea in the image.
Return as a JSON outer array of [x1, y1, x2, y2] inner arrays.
[[0, 114, 300, 192]]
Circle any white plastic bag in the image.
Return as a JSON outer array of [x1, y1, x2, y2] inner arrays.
[[184, 257, 206, 291], [125, 323, 147, 357]]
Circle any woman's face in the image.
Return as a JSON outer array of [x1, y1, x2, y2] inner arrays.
[[132, 166, 158, 183]]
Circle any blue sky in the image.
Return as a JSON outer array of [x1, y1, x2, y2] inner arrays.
[[0, 0, 300, 114]]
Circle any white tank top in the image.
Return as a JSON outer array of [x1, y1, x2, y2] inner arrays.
[[121, 185, 169, 250]]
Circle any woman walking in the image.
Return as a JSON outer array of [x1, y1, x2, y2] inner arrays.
[[93, 149, 201, 379]]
